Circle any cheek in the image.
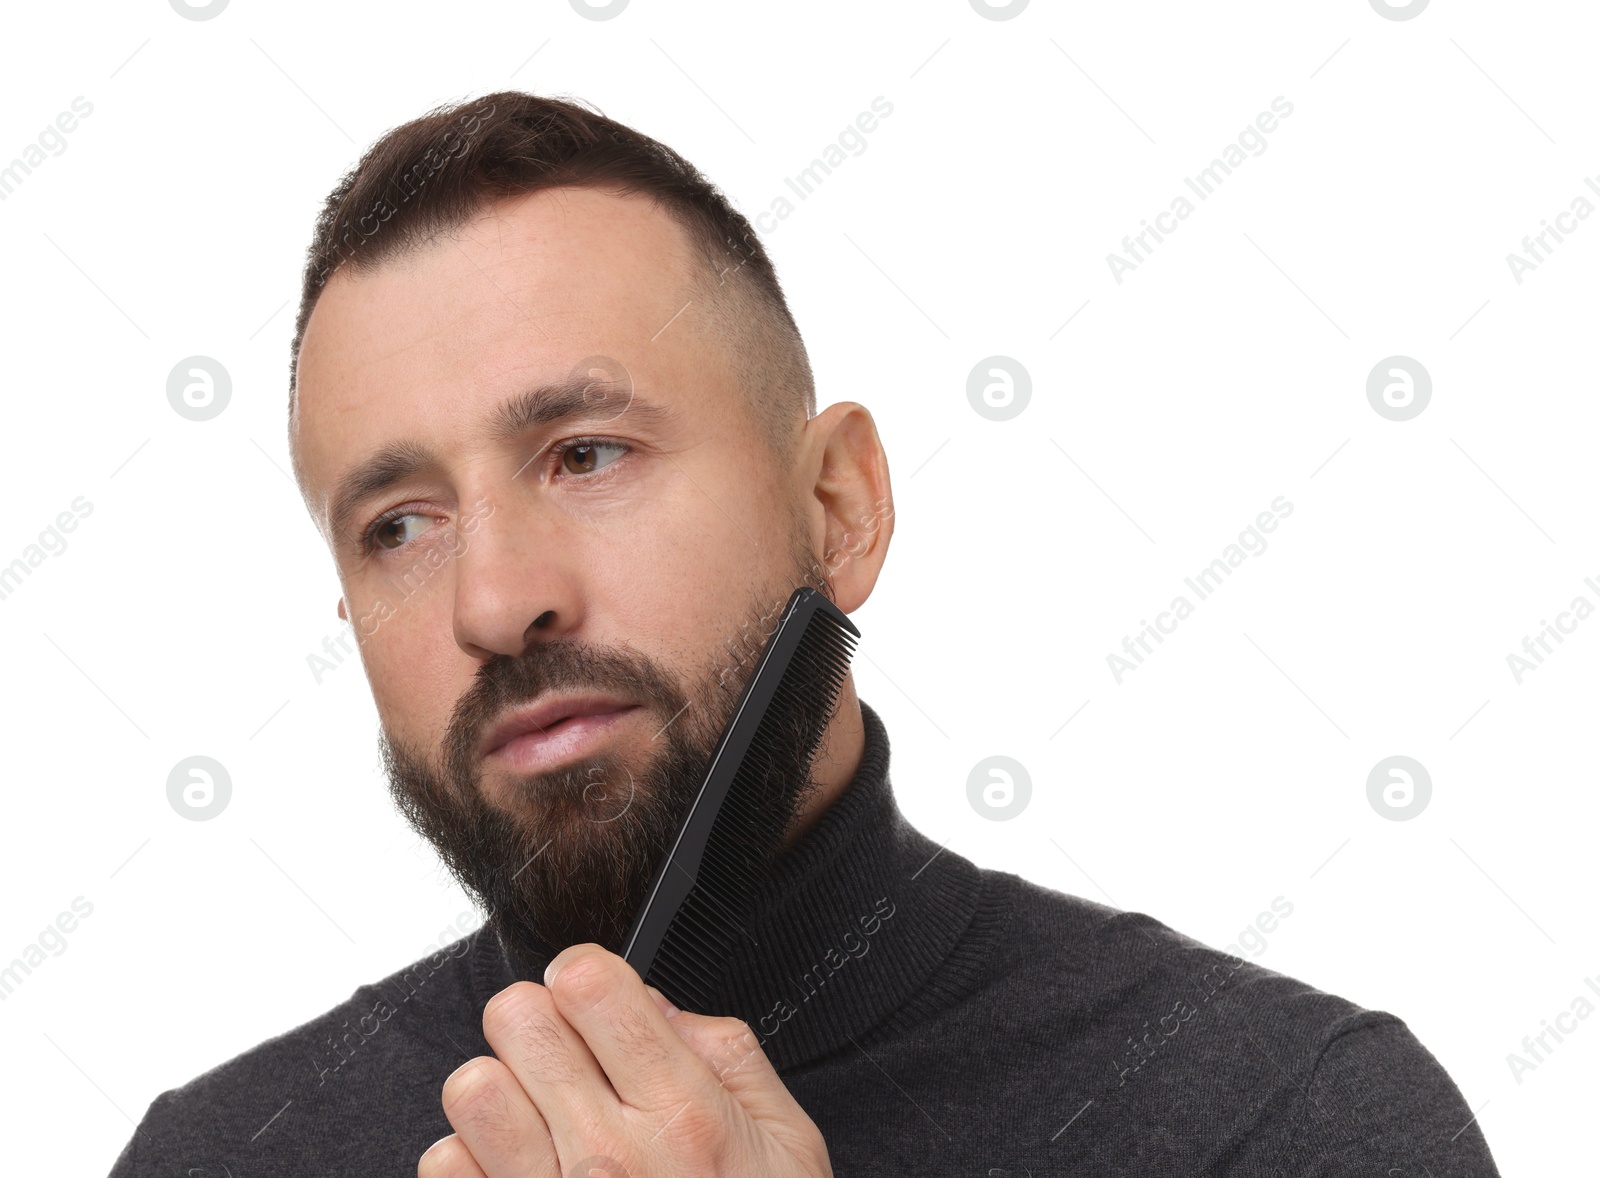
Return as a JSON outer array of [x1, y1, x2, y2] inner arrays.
[[355, 592, 463, 743], [605, 547, 724, 661], [607, 485, 763, 610], [600, 527, 773, 687]]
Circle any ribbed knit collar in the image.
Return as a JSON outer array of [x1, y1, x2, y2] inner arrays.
[[469, 699, 1010, 1072]]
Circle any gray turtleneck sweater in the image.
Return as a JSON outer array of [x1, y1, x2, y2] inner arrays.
[[107, 701, 1500, 1176]]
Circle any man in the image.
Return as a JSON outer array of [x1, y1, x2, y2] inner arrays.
[[109, 91, 1500, 1176]]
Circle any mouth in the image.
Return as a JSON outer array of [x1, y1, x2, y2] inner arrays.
[[482, 700, 643, 773]]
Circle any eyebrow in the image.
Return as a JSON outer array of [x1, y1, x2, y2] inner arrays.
[[326, 376, 680, 545]]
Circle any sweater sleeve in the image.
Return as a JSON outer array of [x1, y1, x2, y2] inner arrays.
[[1258, 1012, 1501, 1177]]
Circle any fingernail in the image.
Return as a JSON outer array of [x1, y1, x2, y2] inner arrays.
[[646, 985, 680, 1018]]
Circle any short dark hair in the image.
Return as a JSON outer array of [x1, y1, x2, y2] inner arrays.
[[288, 90, 815, 478]]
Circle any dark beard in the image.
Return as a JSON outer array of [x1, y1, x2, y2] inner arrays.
[[380, 541, 838, 983]]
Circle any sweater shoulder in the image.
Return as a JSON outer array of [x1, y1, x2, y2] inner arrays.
[[106, 930, 492, 1176], [973, 869, 1408, 1082], [952, 871, 1497, 1169]]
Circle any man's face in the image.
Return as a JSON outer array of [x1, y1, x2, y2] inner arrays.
[[292, 187, 840, 976]]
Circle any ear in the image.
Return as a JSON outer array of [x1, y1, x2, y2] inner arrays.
[[337, 598, 348, 621], [800, 402, 894, 614]]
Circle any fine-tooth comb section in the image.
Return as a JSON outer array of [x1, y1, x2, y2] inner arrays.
[[622, 589, 860, 1014]]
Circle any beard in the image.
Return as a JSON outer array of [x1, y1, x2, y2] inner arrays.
[[380, 524, 839, 982]]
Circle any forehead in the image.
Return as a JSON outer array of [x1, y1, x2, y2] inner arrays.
[[292, 186, 722, 505]]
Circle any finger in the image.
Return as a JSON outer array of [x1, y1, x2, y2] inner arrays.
[[417, 1133, 489, 1178], [480, 979, 619, 1160], [543, 943, 726, 1116], [669, 1011, 818, 1131], [440, 1054, 560, 1178]]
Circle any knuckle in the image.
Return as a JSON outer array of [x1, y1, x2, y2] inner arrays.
[[711, 1015, 758, 1053], [441, 1058, 509, 1124], [551, 952, 614, 1009], [512, 1012, 576, 1084], [704, 1019, 764, 1082], [481, 980, 546, 1038], [612, 1000, 671, 1069], [482, 985, 576, 1084]]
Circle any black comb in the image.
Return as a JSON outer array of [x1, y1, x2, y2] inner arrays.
[[622, 586, 860, 1013]]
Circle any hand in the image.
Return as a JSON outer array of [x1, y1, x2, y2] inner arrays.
[[418, 942, 834, 1178]]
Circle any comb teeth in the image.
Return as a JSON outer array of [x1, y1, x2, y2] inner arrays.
[[638, 597, 859, 1013]]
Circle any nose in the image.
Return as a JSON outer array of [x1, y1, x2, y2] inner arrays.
[[450, 493, 585, 661]]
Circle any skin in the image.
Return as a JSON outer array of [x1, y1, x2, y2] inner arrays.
[[291, 185, 894, 1176]]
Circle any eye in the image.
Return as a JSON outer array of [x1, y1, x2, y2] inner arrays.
[[362, 509, 436, 554], [359, 438, 630, 558], [553, 437, 629, 477]]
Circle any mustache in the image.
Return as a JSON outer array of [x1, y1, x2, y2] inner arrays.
[[443, 636, 694, 785], [381, 634, 730, 967]]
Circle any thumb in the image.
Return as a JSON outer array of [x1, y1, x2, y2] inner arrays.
[[643, 994, 797, 1121]]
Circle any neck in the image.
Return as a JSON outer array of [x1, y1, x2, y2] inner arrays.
[[782, 678, 864, 850], [475, 698, 1009, 1072]]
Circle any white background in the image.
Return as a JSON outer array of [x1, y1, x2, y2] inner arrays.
[[1, 1, 1594, 1173]]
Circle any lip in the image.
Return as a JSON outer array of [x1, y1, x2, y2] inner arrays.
[[480, 695, 641, 766]]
